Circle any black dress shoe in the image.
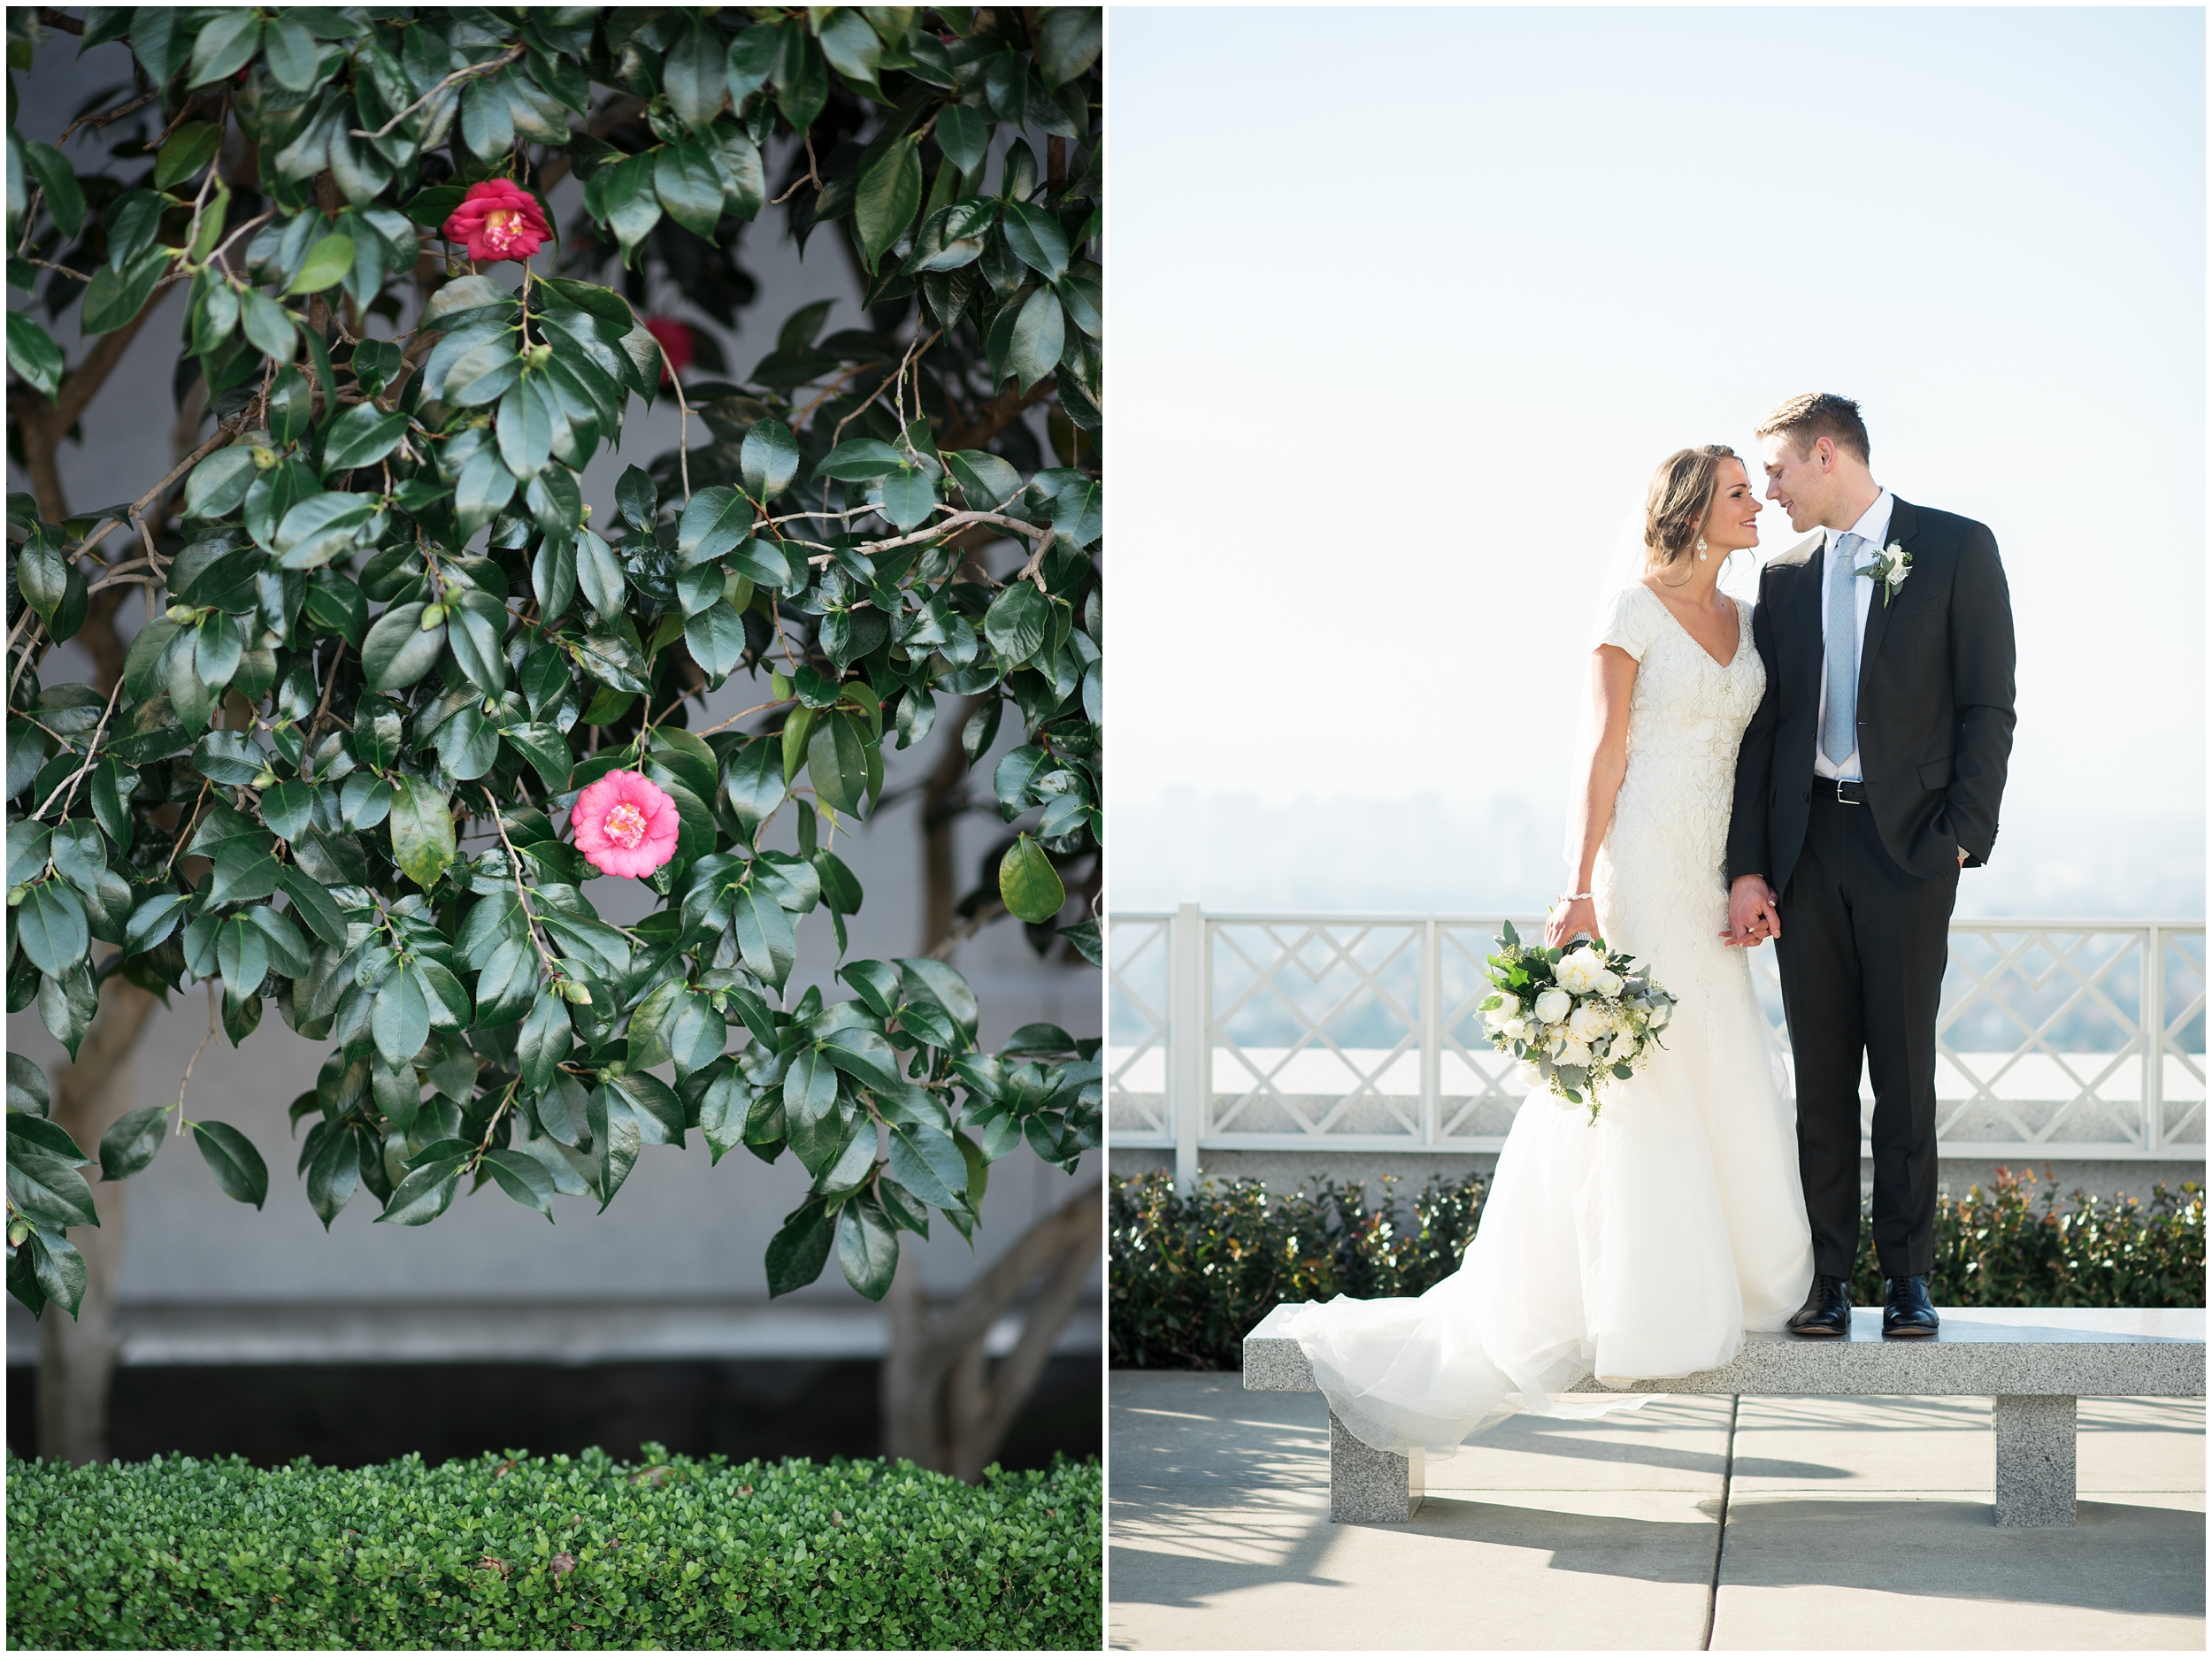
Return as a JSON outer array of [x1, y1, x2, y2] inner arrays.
[[1881, 1275, 1940, 1338], [1786, 1275, 1852, 1337]]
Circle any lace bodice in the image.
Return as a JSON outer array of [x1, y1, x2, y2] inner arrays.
[[1590, 584, 1765, 963]]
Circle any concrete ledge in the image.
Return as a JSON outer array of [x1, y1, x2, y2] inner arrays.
[[1242, 1304, 2205, 1530], [1245, 1304, 2205, 1399], [6, 1298, 1103, 1367]]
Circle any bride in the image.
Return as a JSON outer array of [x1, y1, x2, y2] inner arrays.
[[1280, 446, 1816, 1459]]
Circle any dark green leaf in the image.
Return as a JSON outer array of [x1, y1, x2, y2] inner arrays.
[[518, 986, 571, 1093], [936, 106, 992, 177], [192, 1121, 269, 1208], [99, 1102, 169, 1181], [8, 312, 64, 398], [188, 10, 263, 85], [7, 1053, 51, 1116], [655, 137, 725, 239], [19, 141, 85, 240], [1008, 284, 1064, 392], [375, 1155, 463, 1225], [836, 1195, 900, 1300], [984, 579, 1049, 665], [6, 1138, 98, 1229], [81, 247, 167, 334], [303, 1119, 360, 1228], [17, 883, 89, 978], [372, 966, 430, 1068], [887, 1123, 968, 1210], [855, 134, 922, 269], [764, 1197, 833, 1296], [321, 403, 410, 474], [361, 601, 445, 692], [481, 1147, 557, 1221], [740, 420, 800, 499]]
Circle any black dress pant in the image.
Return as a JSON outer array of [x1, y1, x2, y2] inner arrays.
[[1775, 789, 1958, 1280]]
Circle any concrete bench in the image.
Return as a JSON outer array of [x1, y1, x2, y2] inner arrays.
[[1243, 1304, 2204, 1528]]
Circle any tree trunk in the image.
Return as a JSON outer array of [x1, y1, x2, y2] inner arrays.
[[919, 695, 984, 952], [19, 300, 171, 1462], [880, 1181, 1100, 1481], [35, 977, 158, 1463]]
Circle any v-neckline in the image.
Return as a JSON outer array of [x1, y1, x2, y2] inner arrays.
[[1640, 583, 1741, 670]]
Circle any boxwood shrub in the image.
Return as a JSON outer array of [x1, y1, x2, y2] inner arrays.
[[1110, 1166, 2206, 1369], [6, 1447, 1100, 1651]]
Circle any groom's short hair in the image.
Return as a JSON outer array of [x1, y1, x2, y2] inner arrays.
[[1755, 394, 1870, 464]]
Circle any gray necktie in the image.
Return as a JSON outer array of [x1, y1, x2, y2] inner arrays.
[[1822, 533, 1863, 765]]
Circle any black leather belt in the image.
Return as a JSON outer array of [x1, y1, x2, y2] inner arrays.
[[1821, 779, 1867, 805]]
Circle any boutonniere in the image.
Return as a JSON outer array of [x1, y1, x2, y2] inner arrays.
[[1857, 539, 1913, 607]]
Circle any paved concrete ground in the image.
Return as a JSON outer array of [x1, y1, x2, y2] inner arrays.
[[1109, 1371, 2204, 1651]]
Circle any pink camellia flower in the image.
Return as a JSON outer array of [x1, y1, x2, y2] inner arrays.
[[644, 317, 693, 387], [442, 179, 549, 264], [571, 770, 680, 879]]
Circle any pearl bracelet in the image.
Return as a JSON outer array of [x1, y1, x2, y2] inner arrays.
[[1556, 892, 1593, 904]]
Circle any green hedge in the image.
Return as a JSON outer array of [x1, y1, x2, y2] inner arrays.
[[1109, 1166, 2206, 1369], [6, 1447, 1100, 1651]]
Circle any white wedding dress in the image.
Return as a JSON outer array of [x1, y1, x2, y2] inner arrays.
[[1281, 583, 1816, 1458]]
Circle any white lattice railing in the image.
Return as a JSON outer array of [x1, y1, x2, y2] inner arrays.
[[1109, 908, 2206, 1183]]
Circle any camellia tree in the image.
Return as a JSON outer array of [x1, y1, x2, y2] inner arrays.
[[4, 4, 1102, 1476]]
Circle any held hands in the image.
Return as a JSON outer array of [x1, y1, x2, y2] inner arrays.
[[1546, 895, 1598, 950], [1723, 875, 1781, 947]]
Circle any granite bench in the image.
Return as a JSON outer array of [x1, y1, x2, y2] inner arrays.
[[1242, 1304, 2205, 1528]]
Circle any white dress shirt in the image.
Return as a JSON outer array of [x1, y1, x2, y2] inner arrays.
[[1812, 488, 1894, 782]]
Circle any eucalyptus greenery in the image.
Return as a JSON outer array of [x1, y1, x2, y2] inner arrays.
[[5, 5, 1102, 1320]]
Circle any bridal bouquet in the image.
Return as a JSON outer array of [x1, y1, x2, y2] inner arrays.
[[1479, 921, 1678, 1122]]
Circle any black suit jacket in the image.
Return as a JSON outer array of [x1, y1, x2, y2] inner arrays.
[[1725, 496, 2016, 895]]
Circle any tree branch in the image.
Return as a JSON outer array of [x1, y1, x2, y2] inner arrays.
[[938, 375, 1056, 452]]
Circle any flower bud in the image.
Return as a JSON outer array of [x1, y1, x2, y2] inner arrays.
[[419, 603, 445, 630], [167, 604, 196, 624], [250, 446, 279, 471]]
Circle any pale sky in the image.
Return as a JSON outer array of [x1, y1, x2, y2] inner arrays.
[[1109, 6, 2206, 913]]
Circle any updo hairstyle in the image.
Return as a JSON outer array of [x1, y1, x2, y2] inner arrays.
[[1642, 444, 1736, 580]]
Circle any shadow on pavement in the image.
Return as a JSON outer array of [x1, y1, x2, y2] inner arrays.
[[1717, 1497, 2206, 1619]]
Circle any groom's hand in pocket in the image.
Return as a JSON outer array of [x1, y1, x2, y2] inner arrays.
[[1723, 875, 1780, 947]]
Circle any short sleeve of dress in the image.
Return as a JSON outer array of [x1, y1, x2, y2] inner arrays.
[[1593, 584, 1657, 661]]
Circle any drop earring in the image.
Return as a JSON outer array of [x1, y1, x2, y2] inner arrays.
[[1696, 537, 1709, 562]]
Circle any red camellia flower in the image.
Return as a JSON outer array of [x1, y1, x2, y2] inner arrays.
[[644, 317, 693, 387], [442, 179, 549, 264], [571, 770, 680, 879]]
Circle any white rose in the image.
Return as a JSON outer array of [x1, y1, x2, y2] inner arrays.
[[1647, 997, 1672, 1029], [1568, 1002, 1612, 1044], [1503, 1017, 1529, 1041], [1517, 1061, 1547, 1089], [1558, 1039, 1593, 1070], [1534, 987, 1572, 1024], [1555, 950, 1601, 994], [1594, 969, 1624, 998]]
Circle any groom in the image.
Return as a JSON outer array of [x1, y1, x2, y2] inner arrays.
[[1723, 394, 2016, 1339]]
